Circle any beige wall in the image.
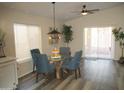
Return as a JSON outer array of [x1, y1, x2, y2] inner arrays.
[[0, 8, 62, 77], [64, 4, 124, 60], [0, 8, 62, 57]]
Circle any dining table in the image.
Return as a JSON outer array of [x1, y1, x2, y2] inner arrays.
[[49, 57, 63, 79]]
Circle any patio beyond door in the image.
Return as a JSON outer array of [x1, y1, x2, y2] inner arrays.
[[84, 27, 112, 59]]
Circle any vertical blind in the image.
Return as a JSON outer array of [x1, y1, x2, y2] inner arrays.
[[14, 24, 42, 61]]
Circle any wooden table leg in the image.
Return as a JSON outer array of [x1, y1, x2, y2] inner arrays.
[[55, 62, 62, 79]]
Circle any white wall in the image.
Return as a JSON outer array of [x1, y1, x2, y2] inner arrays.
[[64, 4, 124, 60], [0, 7, 62, 78]]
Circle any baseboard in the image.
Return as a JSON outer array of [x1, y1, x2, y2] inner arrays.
[[18, 70, 33, 78], [18, 71, 36, 80], [17, 59, 34, 78], [82, 56, 117, 60]]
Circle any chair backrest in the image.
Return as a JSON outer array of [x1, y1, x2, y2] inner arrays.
[[35, 54, 50, 73], [30, 49, 41, 64], [71, 50, 82, 68], [30, 49, 53, 73], [31, 49, 40, 54], [60, 47, 71, 58], [74, 50, 82, 62]]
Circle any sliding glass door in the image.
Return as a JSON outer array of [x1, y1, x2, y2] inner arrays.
[[84, 27, 112, 59]]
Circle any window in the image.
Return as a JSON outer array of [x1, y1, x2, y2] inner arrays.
[[84, 27, 113, 59], [14, 24, 42, 61]]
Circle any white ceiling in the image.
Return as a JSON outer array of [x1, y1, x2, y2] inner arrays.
[[0, 2, 123, 21]]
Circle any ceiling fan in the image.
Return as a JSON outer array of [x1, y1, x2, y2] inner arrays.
[[73, 5, 100, 16]]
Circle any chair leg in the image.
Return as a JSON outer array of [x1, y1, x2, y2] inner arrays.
[[55, 69, 57, 78], [75, 69, 77, 79], [33, 63, 35, 72], [78, 67, 81, 77]]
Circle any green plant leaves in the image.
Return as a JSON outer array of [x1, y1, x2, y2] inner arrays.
[[62, 24, 73, 44], [112, 27, 124, 57], [0, 29, 6, 43], [112, 27, 122, 41]]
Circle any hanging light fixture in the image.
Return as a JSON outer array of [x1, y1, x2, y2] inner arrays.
[[48, 2, 61, 43]]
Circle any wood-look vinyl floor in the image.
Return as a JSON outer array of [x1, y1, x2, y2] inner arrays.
[[18, 59, 124, 90]]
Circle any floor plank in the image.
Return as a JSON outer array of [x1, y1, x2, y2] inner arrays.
[[18, 59, 124, 90]]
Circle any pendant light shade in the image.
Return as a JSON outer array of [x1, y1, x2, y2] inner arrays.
[[48, 28, 61, 34], [48, 2, 61, 44]]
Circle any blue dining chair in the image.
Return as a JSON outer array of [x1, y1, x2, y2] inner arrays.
[[60, 47, 71, 63], [30, 49, 40, 72], [30, 49, 55, 82], [62, 50, 82, 79]]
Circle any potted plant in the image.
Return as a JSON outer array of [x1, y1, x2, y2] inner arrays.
[[62, 24, 73, 47], [112, 27, 124, 63], [0, 29, 5, 46], [0, 29, 6, 57]]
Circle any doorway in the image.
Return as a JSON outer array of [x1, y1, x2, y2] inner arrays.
[[84, 27, 113, 59]]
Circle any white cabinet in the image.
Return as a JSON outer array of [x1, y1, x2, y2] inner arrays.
[[0, 57, 18, 89]]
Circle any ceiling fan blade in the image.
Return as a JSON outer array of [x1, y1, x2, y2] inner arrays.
[[87, 11, 94, 14], [71, 11, 81, 13], [88, 9, 100, 11]]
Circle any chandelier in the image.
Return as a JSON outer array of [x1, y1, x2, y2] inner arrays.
[[48, 2, 61, 44]]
